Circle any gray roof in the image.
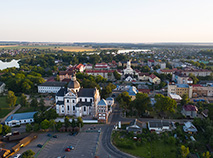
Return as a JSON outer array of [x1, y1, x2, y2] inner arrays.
[[39, 81, 67, 87], [149, 121, 170, 128], [5, 112, 37, 122], [0, 81, 4, 86], [56, 87, 67, 96], [78, 88, 96, 97], [76, 101, 92, 107]]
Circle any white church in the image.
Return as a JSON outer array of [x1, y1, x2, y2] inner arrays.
[[55, 75, 101, 117], [122, 60, 139, 81]]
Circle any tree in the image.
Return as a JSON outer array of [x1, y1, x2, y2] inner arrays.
[[0, 124, 2, 134], [113, 70, 121, 80], [20, 93, 28, 107], [40, 119, 50, 130], [64, 116, 71, 128], [3, 125, 11, 135], [77, 117, 83, 128], [189, 73, 199, 84], [208, 105, 213, 121], [154, 94, 177, 114], [181, 94, 190, 106], [39, 97, 45, 111], [56, 121, 63, 131], [26, 124, 33, 132], [202, 151, 211, 158], [21, 149, 35, 158], [30, 98, 38, 107], [181, 145, 190, 158], [44, 109, 58, 120], [33, 123, 40, 132], [116, 91, 131, 111], [131, 93, 150, 116], [7, 90, 17, 107], [71, 118, 76, 128]]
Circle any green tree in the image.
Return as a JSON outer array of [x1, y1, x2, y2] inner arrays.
[[116, 91, 131, 111], [7, 90, 17, 107], [26, 124, 33, 132], [30, 98, 38, 107], [33, 123, 40, 132], [131, 93, 150, 116], [20, 93, 28, 107], [154, 94, 177, 114], [40, 119, 50, 130], [3, 125, 11, 135], [71, 118, 76, 127], [0, 124, 2, 134], [113, 70, 121, 80], [77, 117, 83, 128], [21, 149, 35, 158], [181, 94, 190, 106], [56, 121, 63, 131], [39, 97, 45, 111], [44, 109, 58, 120], [202, 151, 211, 158], [189, 73, 199, 84], [64, 116, 71, 128], [181, 145, 190, 158]]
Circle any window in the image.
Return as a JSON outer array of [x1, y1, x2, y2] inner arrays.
[[73, 106, 75, 111], [30, 119, 32, 122], [24, 120, 26, 122], [67, 106, 69, 110], [62, 110, 64, 113], [67, 100, 69, 103], [84, 106, 86, 111], [73, 100, 75, 103]]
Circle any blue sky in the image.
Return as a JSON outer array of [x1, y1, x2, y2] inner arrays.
[[0, 0, 213, 43]]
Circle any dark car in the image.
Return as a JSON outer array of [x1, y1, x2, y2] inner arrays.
[[37, 144, 43, 148], [47, 133, 52, 137], [65, 148, 71, 152], [53, 135, 58, 138]]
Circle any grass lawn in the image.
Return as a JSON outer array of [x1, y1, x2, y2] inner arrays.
[[0, 96, 21, 118], [15, 106, 36, 113], [0, 96, 14, 118], [112, 131, 177, 158]]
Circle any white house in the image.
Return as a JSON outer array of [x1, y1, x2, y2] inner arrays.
[[5, 112, 37, 127], [97, 99, 108, 123], [148, 121, 171, 133], [38, 82, 67, 93], [55, 75, 101, 117], [183, 121, 197, 133]]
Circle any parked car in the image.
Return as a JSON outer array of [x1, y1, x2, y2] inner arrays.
[[47, 133, 52, 137], [14, 154, 21, 158], [67, 146, 75, 150], [37, 144, 43, 148], [65, 148, 71, 152], [53, 135, 58, 138]]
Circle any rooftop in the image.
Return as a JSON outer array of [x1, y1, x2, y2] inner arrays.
[[5, 112, 37, 122], [183, 105, 198, 111], [39, 81, 67, 87]]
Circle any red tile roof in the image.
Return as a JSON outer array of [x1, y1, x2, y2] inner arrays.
[[85, 70, 114, 73], [149, 74, 157, 79], [183, 105, 198, 111]]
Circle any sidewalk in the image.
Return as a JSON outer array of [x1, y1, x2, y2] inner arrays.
[[0, 104, 21, 123]]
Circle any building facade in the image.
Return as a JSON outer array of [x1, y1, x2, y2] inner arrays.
[[38, 82, 67, 93], [55, 75, 100, 117]]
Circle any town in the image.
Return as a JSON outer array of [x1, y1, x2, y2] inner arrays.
[[0, 43, 212, 158]]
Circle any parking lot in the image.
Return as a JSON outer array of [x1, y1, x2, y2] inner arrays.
[[13, 125, 101, 158]]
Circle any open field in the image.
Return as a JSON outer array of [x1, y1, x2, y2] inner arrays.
[[0, 96, 21, 118]]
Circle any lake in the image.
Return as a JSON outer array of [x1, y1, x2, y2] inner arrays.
[[0, 59, 20, 70]]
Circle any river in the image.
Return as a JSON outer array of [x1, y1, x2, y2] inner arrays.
[[0, 59, 20, 70]]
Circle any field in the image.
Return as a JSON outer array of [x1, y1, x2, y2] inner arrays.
[[0, 45, 95, 52], [112, 131, 177, 158]]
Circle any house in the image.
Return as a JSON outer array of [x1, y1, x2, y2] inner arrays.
[[183, 121, 197, 133], [75, 64, 85, 72], [159, 68, 177, 75], [106, 97, 114, 113], [0, 82, 5, 93], [192, 84, 213, 97], [148, 121, 171, 133], [167, 83, 193, 98], [181, 105, 198, 118], [138, 73, 149, 81], [127, 86, 138, 100], [202, 109, 209, 118], [149, 74, 161, 84], [172, 72, 193, 84], [85, 70, 114, 80], [168, 93, 182, 101], [126, 119, 143, 134], [94, 63, 110, 69], [5, 112, 37, 127], [97, 99, 108, 123], [38, 82, 67, 93], [85, 64, 93, 70], [59, 71, 74, 81], [55, 74, 101, 117], [147, 60, 155, 67], [180, 68, 212, 77], [137, 85, 150, 94]]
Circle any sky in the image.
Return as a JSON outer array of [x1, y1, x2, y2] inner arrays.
[[0, 0, 213, 43]]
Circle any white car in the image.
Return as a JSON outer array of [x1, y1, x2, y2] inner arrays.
[[14, 154, 21, 158]]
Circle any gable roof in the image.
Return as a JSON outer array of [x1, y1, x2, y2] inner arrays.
[[183, 105, 198, 111], [98, 99, 107, 106], [56, 87, 67, 96], [149, 74, 157, 79], [5, 112, 37, 122], [78, 88, 96, 97]]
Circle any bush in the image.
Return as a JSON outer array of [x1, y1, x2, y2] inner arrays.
[[33, 123, 40, 131], [26, 124, 33, 132]]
